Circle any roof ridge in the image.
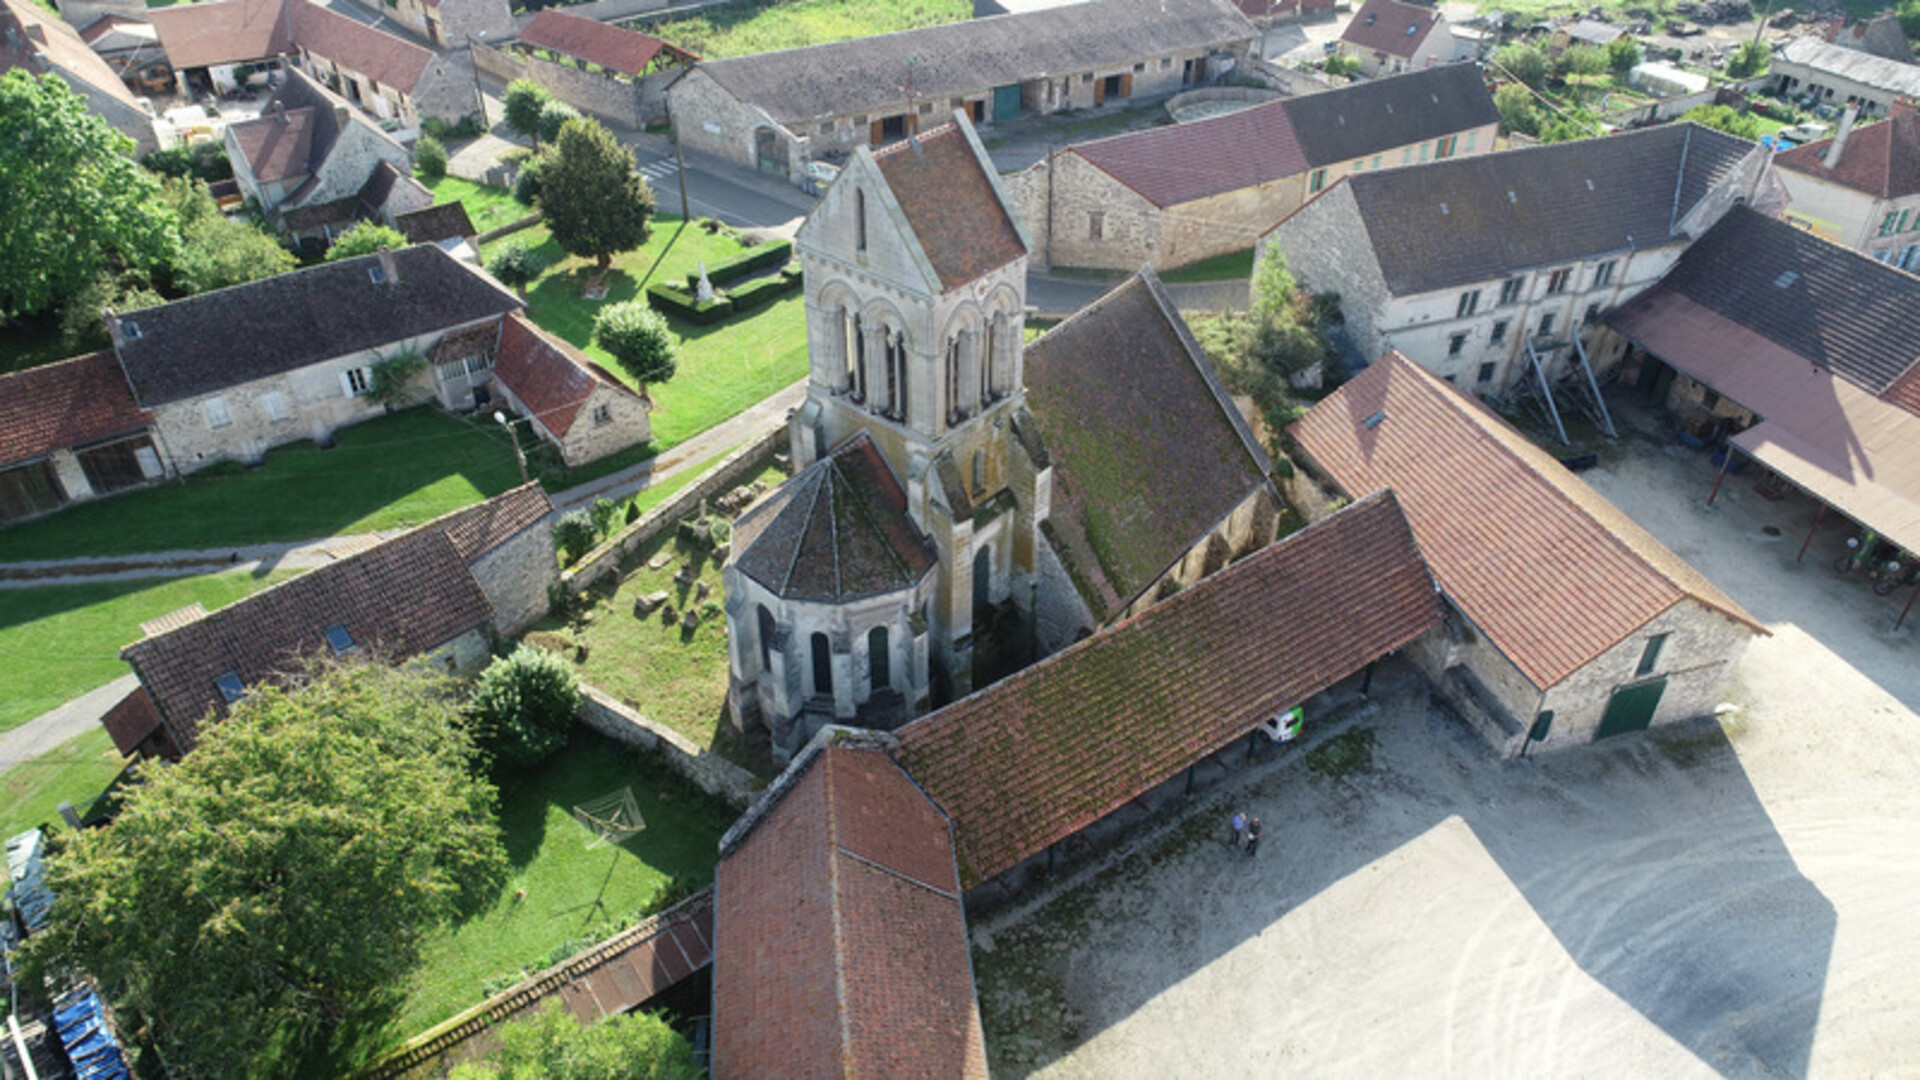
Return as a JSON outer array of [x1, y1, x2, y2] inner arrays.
[[781, 462, 829, 597]]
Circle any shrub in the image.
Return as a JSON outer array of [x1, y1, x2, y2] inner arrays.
[[1607, 37, 1642, 75], [727, 273, 800, 313], [468, 647, 581, 769], [1494, 43, 1549, 88], [486, 240, 547, 297], [590, 496, 624, 537], [512, 155, 544, 207], [1726, 40, 1769, 79], [645, 282, 732, 323], [503, 79, 550, 144], [415, 133, 449, 180], [553, 510, 599, 565], [594, 301, 678, 391], [1321, 54, 1360, 78], [325, 220, 408, 260], [420, 115, 449, 140], [536, 101, 582, 146]]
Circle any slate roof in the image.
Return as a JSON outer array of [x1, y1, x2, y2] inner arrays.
[[1, 0, 146, 110], [120, 525, 492, 753], [715, 743, 986, 1079], [492, 312, 640, 438], [872, 121, 1026, 291], [1321, 122, 1756, 295], [1776, 108, 1920, 199], [1561, 17, 1627, 45], [229, 105, 324, 184], [437, 481, 553, 561], [0, 352, 150, 467], [288, 0, 433, 95], [896, 491, 1441, 886], [394, 201, 477, 244], [1025, 271, 1273, 621], [1339, 0, 1443, 59], [1779, 35, 1920, 99], [1289, 353, 1762, 691], [100, 686, 164, 758], [694, 0, 1255, 126], [1626, 206, 1920, 396], [149, 0, 290, 70], [112, 244, 521, 407], [730, 433, 937, 603], [1063, 65, 1494, 207], [518, 9, 694, 74]]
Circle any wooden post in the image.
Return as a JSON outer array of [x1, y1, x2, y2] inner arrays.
[[1898, 584, 1920, 632], [1796, 503, 1827, 564], [1707, 446, 1734, 506]]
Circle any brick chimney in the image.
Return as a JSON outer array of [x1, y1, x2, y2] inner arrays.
[[1892, 97, 1917, 119], [1825, 105, 1858, 169]]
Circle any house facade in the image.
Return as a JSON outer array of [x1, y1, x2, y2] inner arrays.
[[1776, 102, 1920, 269], [288, 0, 477, 127], [1772, 35, 1920, 118], [0, 353, 162, 525], [1012, 64, 1498, 271], [1263, 124, 1782, 401], [1, 0, 157, 154], [487, 312, 651, 467], [667, 0, 1255, 189], [1336, 0, 1453, 77]]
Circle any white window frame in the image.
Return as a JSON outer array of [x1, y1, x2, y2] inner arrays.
[[203, 396, 231, 428], [261, 390, 289, 422]]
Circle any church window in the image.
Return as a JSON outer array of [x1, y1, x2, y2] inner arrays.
[[845, 310, 866, 402], [811, 633, 833, 696], [855, 189, 867, 253], [868, 626, 890, 691], [757, 605, 777, 671], [972, 450, 985, 494], [947, 337, 962, 424]]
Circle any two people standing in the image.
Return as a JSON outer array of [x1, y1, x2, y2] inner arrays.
[[1228, 812, 1263, 857]]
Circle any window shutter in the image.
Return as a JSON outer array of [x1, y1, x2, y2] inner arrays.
[[340, 370, 357, 398]]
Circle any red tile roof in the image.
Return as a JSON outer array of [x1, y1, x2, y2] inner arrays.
[[715, 743, 986, 1079], [100, 686, 163, 758], [1776, 109, 1920, 200], [1069, 100, 1306, 208], [493, 312, 640, 439], [1340, 0, 1443, 58], [518, 9, 695, 75], [873, 121, 1026, 292], [896, 491, 1442, 886], [289, 0, 433, 94], [1289, 354, 1763, 691], [437, 481, 553, 561], [0, 352, 150, 467], [1887, 363, 1920, 417], [149, 0, 290, 71], [2, 0, 147, 110]]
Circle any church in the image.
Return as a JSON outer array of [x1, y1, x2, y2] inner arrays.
[[724, 112, 1282, 764]]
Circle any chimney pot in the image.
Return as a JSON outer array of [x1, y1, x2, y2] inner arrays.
[[1825, 105, 1858, 169]]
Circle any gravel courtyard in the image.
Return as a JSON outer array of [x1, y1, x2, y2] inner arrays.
[[973, 436, 1920, 1078]]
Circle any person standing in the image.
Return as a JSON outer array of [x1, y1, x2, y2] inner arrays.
[[1229, 812, 1247, 851], [1245, 816, 1263, 858]]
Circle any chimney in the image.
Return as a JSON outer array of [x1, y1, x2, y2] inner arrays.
[[1892, 96, 1917, 119], [1825, 105, 1858, 169], [104, 308, 126, 352], [376, 247, 399, 287]]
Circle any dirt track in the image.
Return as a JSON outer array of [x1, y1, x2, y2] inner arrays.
[[974, 439, 1920, 1077]]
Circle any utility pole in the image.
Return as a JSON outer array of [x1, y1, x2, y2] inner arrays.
[[673, 119, 690, 219], [467, 33, 489, 129]]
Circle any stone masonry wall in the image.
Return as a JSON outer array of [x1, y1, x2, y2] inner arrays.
[[577, 683, 758, 809], [556, 385, 652, 467], [473, 40, 676, 128], [470, 520, 559, 638], [1535, 600, 1755, 750], [1266, 183, 1391, 361]]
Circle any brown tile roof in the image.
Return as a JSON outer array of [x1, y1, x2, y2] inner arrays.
[[1339, 0, 1442, 58], [394, 201, 476, 244], [1288, 353, 1763, 691], [120, 525, 493, 753], [731, 433, 939, 604], [289, 0, 433, 95], [436, 482, 553, 561], [1888, 363, 1920, 417], [1, 0, 146, 110], [0, 351, 150, 467], [1025, 271, 1273, 620], [895, 491, 1442, 886], [518, 9, 694, 75], [1776, 110, 1920, 199], [715, 742, 986, 1079], [1070, 100, 1306, 208], [149, 0, 290, 71], [1628, 206, 1920, 397], [229, 105, 322, 184], [492, 312, 639, 439], [873, 120, 1026, 291], [100, 686, 163, 758]]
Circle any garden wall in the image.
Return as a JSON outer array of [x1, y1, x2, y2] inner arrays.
[[562, 424, 789, 596], [577, 684, 758, 809], [472, 39, 677, 129]]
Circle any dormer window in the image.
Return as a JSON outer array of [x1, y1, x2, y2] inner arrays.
[[215, 672, 246, 704], [123, 321, 142, 340], [324, 623, 356, 654]]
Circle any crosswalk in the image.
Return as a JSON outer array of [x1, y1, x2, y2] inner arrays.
[[638, 159, 680, 185]]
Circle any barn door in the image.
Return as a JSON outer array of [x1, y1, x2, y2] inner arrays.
[[993, 84, 1021, 122], [1596, 678, 1667, 740]]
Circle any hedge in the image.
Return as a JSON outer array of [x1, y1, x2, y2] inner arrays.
[[728, 273, 802, 314], [645, 283, 734, 324]]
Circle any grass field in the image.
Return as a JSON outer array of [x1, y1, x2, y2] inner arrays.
[[0, 730, 132, 841], [640, 0, 968, 59], [0, 408, 524, 562], [0, 568, 299, 733], [387, 729, 735, 1040], [1160, 248, 1255, 284], [419, 174, 528, 235], [486, 219, 810, 452]]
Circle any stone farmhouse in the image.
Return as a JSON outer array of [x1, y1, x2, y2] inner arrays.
[[1011, 64, 1499, 272], [0, 0, 157, 154], [723, 112, 1278, 765], [107, 484, 556, 759], [1775, 102, 1920, 270], [1816, 12, 1912, 64], [1336, 0, 1454, 77], [486, 312, 652, 468], [666, 0, 1256, 189], [1263, 123, 1783, 434], [0, 353, 163, 525], [468, 8, 695, 130], [1602, 207, 1920, 591], [1289, 353, 1766, 751], [380, 0, 512, 51], [1771, 35, 1920, 119]]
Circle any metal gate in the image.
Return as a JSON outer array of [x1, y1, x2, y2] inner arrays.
[[1595, 677, 1667, 740]]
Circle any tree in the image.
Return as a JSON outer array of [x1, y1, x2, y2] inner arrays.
[[446, 1003, 701, 1080], [503, 79, 551, 145], [468, 646, 581, 768], [415, 132, 450, 181], [512, 154, 545, 207], [58, 273, 163, 351], [162, 178, 296, 294], [31, 659, 507, 1077], [1247, 249, 1327, 383], [0, 71, 178, 319], [1540, 116, 1598, 143], [487, 239, 549, 298], [1726, 40, 1770, 78], [593, 301, 677, 395], [1900, 0, 1920, 40], [540, 117, 655, 275], [1681, 103, 1762, 140], [1608, 37, 1643, 75], [1559, 43, 1610, 78], [1494, 82, 1542, 137], [537, 100, 583, 146], [326, 220, 410, 260], [1493, 43, 1549, 88]]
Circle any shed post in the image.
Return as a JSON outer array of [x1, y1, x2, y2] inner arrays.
[[1707, 446, 1734, 506], [1796, 503, 1827, 564], [1898, 584, 1920, 632]]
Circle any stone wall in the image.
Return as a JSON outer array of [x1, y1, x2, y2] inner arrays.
[[556, 384, 652, 466], [1534, 600, 1755, 750], [469, 519, 559, 638], [577, 683, 759, 808], [562, 424, 789, 596], [472, 39, 678, 129], [1266, 183, 1390, 366]]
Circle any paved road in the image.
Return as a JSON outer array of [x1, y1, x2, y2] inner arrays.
[[0, 675, 138, 773]]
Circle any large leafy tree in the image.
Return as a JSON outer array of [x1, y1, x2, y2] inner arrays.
[[0, 71, 178, 319], [32, 659, 508, 1077], [503, 79, 552, 145], [163, 178, 297, 294], [1247, 249, 1327, 384], [447, 1003, 701, 1080], [593, 300, 677, 398], [539, 117, 655, 275]]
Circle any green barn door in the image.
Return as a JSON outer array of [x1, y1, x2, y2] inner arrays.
[[1596, 678, 1667, 740], [992, 84, 1021, 123]]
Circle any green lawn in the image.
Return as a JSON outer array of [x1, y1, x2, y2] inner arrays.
[[386, 728, 734, 1041], [640, 0, 969, 59], [0, 568, 299, 733], [0, 729, 131, 841], [419, 174, 528, 235], [486, 219, 810, 452], [1160, 248, 1255, 284], [0, 408, 524, 561]]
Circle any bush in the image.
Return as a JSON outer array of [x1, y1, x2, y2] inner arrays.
[[1726, 40, 1769, 79], [553, 510, 599, 565], [1559, 43, 1609, 78], [468, 647, 581, 770], [420, 115, 449, 140], [536, 101, 582, 146], [593, 301, 678, 389], [512, 155, 544, 207], [326, 220, 408, 260], [415, 133, 449, 181], [727, 273, 801, 313], [645, 282, 732, 324], [1494, 43, 1549, 88], [486, 239, 547, 297], [503, 79, 550, 144], [142, 142, 233, 183], [1322, 54, 1360, 78], [590, 496, 624, 537], [1608, 37, 1642, 75]]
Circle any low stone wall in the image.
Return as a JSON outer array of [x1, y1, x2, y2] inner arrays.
[[1165, 85, 1285, 120], [472, 38, 675, 129], [1243, 56, 1336, 97], [474, 211, 542, 247], [562, 424, 788, 596], [578, 683, 759, 809]]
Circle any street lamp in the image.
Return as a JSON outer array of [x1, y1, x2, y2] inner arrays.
[[494, 410, 529, 483]]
